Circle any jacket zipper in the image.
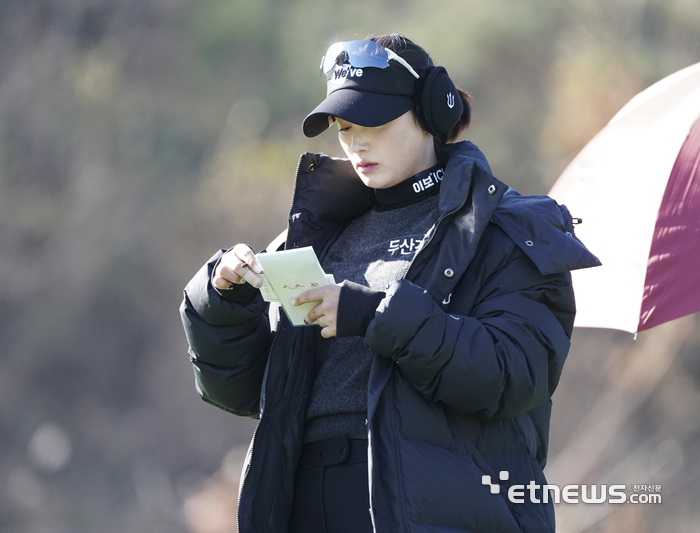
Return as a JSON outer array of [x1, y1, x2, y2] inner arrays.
[[285, 154, 307, 249], [259, 330, 278, 416], [236, 424, 257, 533], [236, 315, 280, 532], [400, 163, 475, 281], [368, 163, 474, 531]]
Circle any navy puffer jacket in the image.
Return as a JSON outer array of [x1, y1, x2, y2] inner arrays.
[[180, 141, 600, 533]]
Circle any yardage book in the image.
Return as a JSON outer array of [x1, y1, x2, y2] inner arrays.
[[255, 246, 335, 326]]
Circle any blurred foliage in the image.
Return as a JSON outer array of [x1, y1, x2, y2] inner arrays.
[[0, 0, 698, 531]]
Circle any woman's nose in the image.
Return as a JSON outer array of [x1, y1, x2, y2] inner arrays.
[[351, 133, 369, 152]]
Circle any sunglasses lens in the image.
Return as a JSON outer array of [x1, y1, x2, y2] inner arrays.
[[320, 41, 390, 73], [321, 42, 345, 73]]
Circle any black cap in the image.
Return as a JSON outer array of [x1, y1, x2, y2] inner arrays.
[[302, 62, 418, 137]]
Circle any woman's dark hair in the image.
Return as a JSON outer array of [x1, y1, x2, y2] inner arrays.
[[370, 34, 472, 146]]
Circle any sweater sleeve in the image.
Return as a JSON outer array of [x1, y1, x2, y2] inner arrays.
[[335, 280, 386, 338], [179, 250, 272, 418]]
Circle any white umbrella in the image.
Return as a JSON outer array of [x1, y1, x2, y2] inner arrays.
[[549, 62, 700, 333]]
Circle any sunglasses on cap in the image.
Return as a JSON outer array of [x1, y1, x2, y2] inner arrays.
[[320, 40, 420, 79]]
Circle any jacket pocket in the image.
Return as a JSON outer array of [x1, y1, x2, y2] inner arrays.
[[397, 435, 523, 532]]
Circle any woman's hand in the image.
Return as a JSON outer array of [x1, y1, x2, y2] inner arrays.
[[213, 244, 264, 289], [292, 285, 342, 338]]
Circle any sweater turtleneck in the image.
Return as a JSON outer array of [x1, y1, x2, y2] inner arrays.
[[374, 161, 445, 211]]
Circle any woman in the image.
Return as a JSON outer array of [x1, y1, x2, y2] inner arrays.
[[180, 35, 600, 533]]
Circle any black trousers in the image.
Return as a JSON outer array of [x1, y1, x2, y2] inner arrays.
[[288, 436, 373, 533]]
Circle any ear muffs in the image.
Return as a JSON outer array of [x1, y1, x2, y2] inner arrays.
[[414, 66, 463, 136]]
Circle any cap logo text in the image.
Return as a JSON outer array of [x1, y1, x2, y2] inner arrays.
[[333, 66, 364, 80], [447, 92, 455, 109]]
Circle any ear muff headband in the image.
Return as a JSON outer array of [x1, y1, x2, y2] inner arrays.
[[415, 66, 463, 137]]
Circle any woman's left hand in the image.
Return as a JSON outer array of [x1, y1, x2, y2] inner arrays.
[[292, 285, 341, 338]]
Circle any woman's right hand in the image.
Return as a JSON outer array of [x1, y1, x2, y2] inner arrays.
[[213, 244, 264, 290]]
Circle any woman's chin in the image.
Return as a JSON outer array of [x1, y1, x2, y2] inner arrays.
[[354, 172, 373, 188], [354, 171, 403, 190]]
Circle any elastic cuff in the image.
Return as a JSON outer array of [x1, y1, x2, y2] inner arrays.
[[336, 280, 385, 338], [216, 282, 260, 305]]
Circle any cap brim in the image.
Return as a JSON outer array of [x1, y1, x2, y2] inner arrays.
[[302, 89, 415, 137]]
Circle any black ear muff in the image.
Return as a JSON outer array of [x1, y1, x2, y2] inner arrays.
[[415, 66, 463, 136]]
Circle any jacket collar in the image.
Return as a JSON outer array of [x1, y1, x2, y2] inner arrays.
[[288, 141, 492, 229]]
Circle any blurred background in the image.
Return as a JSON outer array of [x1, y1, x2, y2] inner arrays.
[[0, 0, 698, 531]]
